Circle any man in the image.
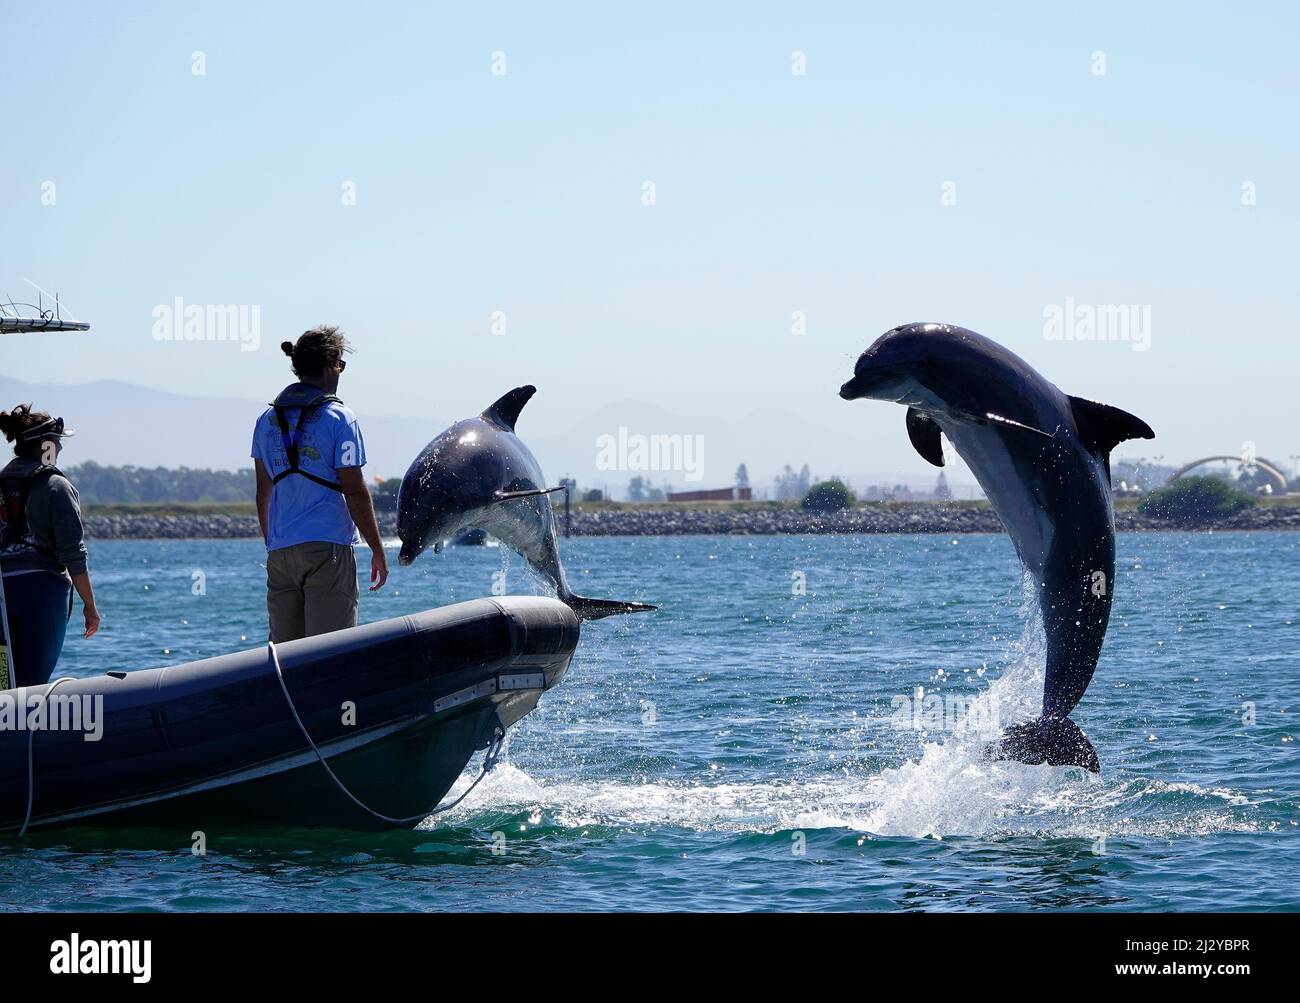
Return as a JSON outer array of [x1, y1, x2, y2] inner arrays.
[[251, 326, 387, 643]]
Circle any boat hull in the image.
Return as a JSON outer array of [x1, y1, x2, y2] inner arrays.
[[0, 596, 579, 832]]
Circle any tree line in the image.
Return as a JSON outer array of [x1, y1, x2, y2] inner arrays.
[[65, 463, 419, 509], [66, 462, 256, 504]]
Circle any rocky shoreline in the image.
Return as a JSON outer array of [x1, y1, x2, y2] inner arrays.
[[82, 504, 1300, 540]]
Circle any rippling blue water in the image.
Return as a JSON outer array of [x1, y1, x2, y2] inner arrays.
[[2, 531, 1296, 911]]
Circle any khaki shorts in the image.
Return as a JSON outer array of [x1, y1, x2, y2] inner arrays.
[[266, 541, 359, 643]]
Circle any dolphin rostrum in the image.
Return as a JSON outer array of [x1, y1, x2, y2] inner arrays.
[[839, 323, 1154, 771], [396, 385, 656, 621]]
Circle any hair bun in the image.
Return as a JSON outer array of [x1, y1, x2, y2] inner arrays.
[[0, 404, 32, 442], [280, 341, 295, 357]]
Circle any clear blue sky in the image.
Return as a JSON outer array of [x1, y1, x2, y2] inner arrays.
[[3, 1, 1297, 480]]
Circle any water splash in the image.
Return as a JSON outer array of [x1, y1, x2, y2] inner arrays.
[[853, 575, 1056, 837], [426, 757, 1260, 840], [426, 574, 1261, 841], [427, 755, 1261, 841]]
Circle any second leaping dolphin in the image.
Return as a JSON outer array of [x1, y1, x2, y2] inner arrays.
[[396, 385, 656, 621], [839, 323, 1154, 771]]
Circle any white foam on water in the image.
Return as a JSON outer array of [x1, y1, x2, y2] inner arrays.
[[426, 762, 871, 833], [422, 575, 1260, 840], [425, 756, 1260, 841], [847, 594, 1059, 838]]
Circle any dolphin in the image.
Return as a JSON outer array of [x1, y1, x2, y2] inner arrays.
[[839, 323, 1154, 771], [396, 385, 656, 621]]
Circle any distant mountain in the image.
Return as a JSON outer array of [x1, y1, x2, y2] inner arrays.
[[0, 374, 435, 479], [526, 398, 893, 495], [0, 375, 978, 498]]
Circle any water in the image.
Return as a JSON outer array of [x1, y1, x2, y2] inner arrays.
[[2, 532, 1296, 911]]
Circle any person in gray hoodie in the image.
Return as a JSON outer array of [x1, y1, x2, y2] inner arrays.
[[0, 404, 100, 687]]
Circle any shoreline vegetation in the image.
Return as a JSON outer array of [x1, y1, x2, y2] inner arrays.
[[81, 496, 1300, 540]]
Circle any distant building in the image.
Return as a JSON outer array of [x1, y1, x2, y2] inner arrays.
[[668, 486, 753, 502], [933, 471, 952, 500]]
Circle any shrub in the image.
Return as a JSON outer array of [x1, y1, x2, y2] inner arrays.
[[1137, 475, 1256, 523], [801, 479, 856, 513]]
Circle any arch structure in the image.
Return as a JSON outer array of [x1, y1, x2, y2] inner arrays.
[[1168, 456, 1290, 493]]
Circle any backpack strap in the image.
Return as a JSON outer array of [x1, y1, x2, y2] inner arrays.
[[268, 398, 345, 493], [0, 467, 62, 559]]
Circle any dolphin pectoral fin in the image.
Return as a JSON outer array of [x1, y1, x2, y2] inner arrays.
[[988, 717, 1100, 772], [1068, 396, 1155, 466], [563, 594, 657, 621], [493, 485, 566, 501], [483, 385, 537, 431], [906, 408, 946, 467]]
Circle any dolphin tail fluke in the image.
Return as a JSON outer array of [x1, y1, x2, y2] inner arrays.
[[562, 594, 657, 621], [989, 717, 1100, 773]]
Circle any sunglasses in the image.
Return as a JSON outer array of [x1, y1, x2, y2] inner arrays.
[[22, 416, 72, 441]]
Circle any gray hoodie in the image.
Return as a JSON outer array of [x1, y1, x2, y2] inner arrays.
[[0, 457, 87, 577]]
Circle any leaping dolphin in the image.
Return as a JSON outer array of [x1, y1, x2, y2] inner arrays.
[[839, 323, 1154, 771], [396, 385, 656, 621]]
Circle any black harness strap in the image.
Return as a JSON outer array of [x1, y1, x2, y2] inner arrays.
[[270, 400, 344, 493], [0, 468, 61, 560]]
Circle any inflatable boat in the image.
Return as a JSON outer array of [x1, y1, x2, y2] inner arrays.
[[0, 596, 579, 833]]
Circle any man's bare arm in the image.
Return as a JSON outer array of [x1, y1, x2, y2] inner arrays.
[[254, 459, 273, 544], [337, 466, 388, 590]]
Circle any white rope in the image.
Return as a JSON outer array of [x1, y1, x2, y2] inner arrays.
[[20, 675, 77, 837], [0, 560, 14, 690], [267, 641, 503, 825]]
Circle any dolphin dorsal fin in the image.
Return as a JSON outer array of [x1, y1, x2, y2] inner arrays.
[[483, 385, 537, 431], [1068, 396, 1154, 460], [906, 408, 946, 467]]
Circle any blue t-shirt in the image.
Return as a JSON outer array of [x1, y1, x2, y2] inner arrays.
[[251, 391, 366, 552]]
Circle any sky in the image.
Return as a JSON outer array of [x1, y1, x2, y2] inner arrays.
[[2, 1, 1298, 488]]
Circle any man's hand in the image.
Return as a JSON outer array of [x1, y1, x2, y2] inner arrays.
[[370, 549, 389, 591], [70, 572, 100, 639], [83, 603, 101, 639], [338, 466, 389, 592]]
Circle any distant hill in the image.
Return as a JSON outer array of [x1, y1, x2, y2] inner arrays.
[[0, 375, 978, 498], [0, 374, 435, 479]]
